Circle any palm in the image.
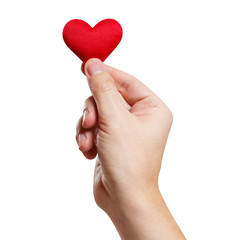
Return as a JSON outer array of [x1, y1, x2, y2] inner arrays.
[[93, 95, 162, 207]]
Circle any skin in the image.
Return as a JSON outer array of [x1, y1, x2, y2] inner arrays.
[[76, 58, 186, 240]]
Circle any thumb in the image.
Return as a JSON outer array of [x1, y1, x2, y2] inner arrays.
[[84, 58, 126, 119]]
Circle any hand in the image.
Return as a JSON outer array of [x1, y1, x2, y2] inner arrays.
[[76, 58, 185, 240]]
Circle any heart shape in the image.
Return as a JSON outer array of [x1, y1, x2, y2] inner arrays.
[[62, 19, 123, 62]]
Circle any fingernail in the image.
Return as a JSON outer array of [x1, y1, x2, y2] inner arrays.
[[83, 109, 89, 123], [78, 134, 86, 147], [86, 59, 106, 76]]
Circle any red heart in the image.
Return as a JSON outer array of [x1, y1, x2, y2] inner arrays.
[[62, 19, 123, 62]]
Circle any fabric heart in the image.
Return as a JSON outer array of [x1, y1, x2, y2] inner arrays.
[[62, 19, 123, 62]]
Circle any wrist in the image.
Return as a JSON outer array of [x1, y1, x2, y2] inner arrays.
[[105, 190, 185, 240], [103, 181, 161, 214], [106, 190, 162, 238], [107, 188, 164, 221]]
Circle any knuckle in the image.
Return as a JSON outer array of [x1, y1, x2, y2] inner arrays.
[[169, 111, 173, 123], [76, 116, 82, 130], [166, 108, 173, 125], [83, 96, 93, 109]]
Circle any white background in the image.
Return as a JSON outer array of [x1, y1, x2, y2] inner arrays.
[[0, 0, 239, 239]]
